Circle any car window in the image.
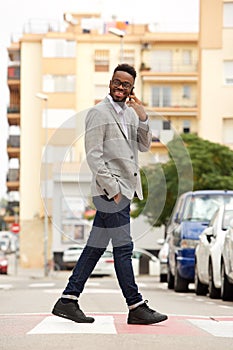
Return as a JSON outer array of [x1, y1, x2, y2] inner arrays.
[[183, 195, 233, 222], [222, 210, 233, 230]]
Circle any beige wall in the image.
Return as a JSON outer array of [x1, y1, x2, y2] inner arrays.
[[20, 42, 43, 220], [199, 0, 233, 146]]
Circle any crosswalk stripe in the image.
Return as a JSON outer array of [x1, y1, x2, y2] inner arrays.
[[188, 319, 233, 338], [0, 284, 13, 290], [27, 315, 117, 335], [28, 283, 55, 288]]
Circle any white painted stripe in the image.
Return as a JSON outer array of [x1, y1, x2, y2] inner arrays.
[[43, 289, 63, 294], [86, 282, 100, 286], [43, 288, 121, 294], [27, 315, 117, 335], [188, 319, 233, 338], [83, 288, 120, 294], [0, 284, 13, 290], [29, 283, 55, 288]]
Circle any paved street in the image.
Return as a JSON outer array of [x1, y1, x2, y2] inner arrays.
[[0, 264, 233, 350]]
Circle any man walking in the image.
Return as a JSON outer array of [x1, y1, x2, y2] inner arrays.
[[52, 63, 168, 325]]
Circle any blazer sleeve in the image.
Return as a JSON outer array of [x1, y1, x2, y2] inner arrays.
[[137, 120, 152, 152], [85, 108, 120, 199]]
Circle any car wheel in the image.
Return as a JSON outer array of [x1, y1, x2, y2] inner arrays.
[[221, 262, 233, 301], [208, 262, 220, 299], [194, 263, 208, 296], [160, 273, 167, 283], [167, 264, 174, 289], [174, 265, 188, 292]]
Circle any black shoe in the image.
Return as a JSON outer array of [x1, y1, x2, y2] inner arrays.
[[52, 299, 95, 323], [127, 300, 168, 325]]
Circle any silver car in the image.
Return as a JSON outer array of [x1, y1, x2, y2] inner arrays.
[[221, 218, 233, 301], [195, 204, 233, 298]]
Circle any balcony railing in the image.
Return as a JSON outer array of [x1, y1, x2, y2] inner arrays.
[[7, 169, 20, 182], [140, 60, 198, 73], [7, 135, 20, 148], [7, 106, 20, 114], [143, 92, 197, 109]]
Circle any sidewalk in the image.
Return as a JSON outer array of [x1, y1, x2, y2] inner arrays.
[[6, 252, 69, 280]]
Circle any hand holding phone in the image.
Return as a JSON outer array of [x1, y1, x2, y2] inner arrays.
[[129, 87, 134, 101]]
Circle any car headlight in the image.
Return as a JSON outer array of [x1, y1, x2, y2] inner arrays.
[[180, 239, 198, 249]]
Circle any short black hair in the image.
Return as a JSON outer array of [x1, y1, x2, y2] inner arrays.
[[113, 63, 137, 80]]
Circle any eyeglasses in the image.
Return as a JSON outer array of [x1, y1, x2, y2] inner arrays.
[[111, 79, 132, 90]]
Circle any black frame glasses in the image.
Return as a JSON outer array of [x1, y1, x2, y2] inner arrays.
[[111, 79, 133, 90]]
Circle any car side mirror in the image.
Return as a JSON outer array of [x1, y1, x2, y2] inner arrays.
[[174, 213, 180, 224]]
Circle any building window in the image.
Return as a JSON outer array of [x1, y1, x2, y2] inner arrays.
[[122, 50, 135, 66], [183, 50, 192, 65], [183, 85, 191, 99], [223, 61, 233, 85], [163, 120, 171, 130], [94, 50, 109, 72], [43, 75, 76, 92], [94, 84, 108, 104], [151, 86, 172, 107], [42, 39, 76, 57], [183, 120, 191, 133], [151, 50, 172, 72], [223, 2, 233, 27], [223, 118, 233, 144], [42, 109, 76, 128]]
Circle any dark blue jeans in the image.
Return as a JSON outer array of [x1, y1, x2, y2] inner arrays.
[[62, 195, 143, 307]]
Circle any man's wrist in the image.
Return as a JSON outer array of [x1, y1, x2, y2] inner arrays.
[[139, 114, 148, 123]]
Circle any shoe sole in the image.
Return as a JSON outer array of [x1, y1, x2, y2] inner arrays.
[[52, 308, 95, 323], [127, 315, 168, 325]]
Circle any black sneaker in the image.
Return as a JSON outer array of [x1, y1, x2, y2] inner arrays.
[[52, 299, 95, 323], [127, 300, 168, 325]]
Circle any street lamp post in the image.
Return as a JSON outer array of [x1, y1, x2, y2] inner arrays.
[[108, 27, 125, 63], [36, 92, 49, 277]]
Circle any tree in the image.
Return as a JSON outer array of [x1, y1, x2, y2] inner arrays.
[[132, 133, 233, 227]]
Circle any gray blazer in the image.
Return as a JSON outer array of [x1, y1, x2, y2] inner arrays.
[[85, 96, 152, 200]]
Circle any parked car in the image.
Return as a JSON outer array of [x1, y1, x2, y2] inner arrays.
[[62, 245, 115, 276], [0, 252, 8, 274], [195, 204, 233, 298], [221, 218, 233, 301], [158, 237, 169, 282], [91, 250, 115, 276], [132, 247, 160, 277], [62, 245, 84, 269], [62, 245, 160, 277], [166, 190, 233, 292]]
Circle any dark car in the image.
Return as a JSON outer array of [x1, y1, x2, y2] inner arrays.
[[166, 190, 233, 292]]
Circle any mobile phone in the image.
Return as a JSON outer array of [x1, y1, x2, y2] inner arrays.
[[129, 87, 134, 101]]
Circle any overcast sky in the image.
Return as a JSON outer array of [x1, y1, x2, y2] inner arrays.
[[0, 0, 199, 198]]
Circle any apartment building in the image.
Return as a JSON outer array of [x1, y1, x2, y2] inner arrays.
[[198, 0, 233, 149], [5, 12, 200, 268]]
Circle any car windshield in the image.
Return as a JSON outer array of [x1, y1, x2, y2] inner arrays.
[[183, 195, 233, 222]]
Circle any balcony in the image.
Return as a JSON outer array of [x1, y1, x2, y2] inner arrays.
[[140, 58, 198, 73], [7, 113, 20, 126], [7, 169, 19, 182], [7, 133, 20, 158], [143, 92, 197, 116], [140, 59, 198, 83], [6, 181, 20, 191], [8, 65, 20, 80]]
